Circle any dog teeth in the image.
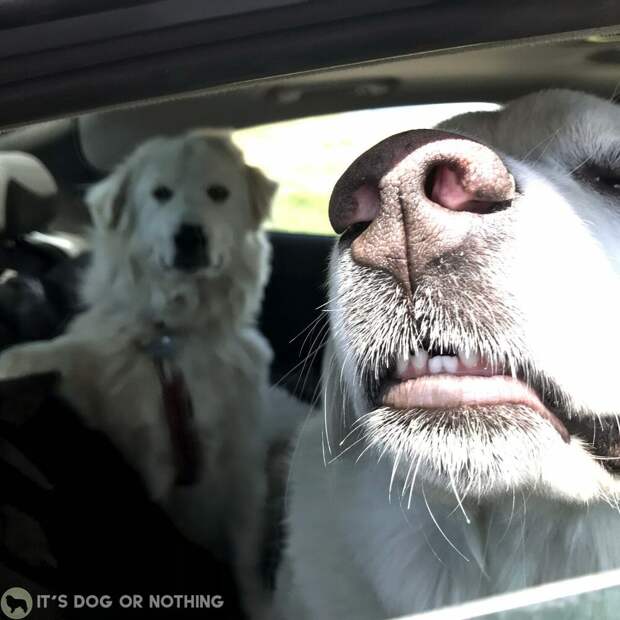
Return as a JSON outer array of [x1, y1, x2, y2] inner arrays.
[[396, 354, 409, 376], [428, 357, 444, 374], [427, 355, 458, 374], [395, 349, 483, 378], [412, 350, 428, 370], [458, 348, 480, 368], [442, 355, 459, 373]]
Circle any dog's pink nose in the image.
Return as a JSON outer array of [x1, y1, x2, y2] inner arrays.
[[329, 130, 515, 293]]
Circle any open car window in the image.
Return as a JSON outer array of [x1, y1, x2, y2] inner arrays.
[[0, 1, 619, 617], [401, 568, 620, 619]]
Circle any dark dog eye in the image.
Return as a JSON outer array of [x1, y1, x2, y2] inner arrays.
[[152, 185, 173, 202], [593, 173, 620, 193], [207, 184, 230, 203], [579, 165, 620, 195]]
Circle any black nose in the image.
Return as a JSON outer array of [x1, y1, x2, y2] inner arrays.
[[173, 224, 209, 272]]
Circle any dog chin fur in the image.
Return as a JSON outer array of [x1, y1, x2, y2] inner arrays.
[[275, 90, 620, 619]]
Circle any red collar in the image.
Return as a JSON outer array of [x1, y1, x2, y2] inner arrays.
[[152, 356, 202, 486]]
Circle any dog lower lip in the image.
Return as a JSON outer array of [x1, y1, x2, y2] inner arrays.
[[381, 370, 570, 443]]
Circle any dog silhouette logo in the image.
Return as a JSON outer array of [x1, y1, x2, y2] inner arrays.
[[1, 588, 33, 618]]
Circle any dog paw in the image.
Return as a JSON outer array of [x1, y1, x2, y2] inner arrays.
[[0, 347, 42, 380], [0, 342, 63, 382]]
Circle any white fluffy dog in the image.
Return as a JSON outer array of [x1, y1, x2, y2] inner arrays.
[[275, 90, 620, 619], [0, 131, 280, 616]]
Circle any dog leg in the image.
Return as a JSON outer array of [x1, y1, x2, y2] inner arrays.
[[0, 340, 66, 379], [225, 440, 271, 620], [0, 337, 98, 420], [131, 424, 176, 501]]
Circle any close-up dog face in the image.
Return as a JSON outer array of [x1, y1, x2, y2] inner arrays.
[[88, 132, 275, 277], [85, 132, 276, 325], [326, 90, 620, 504]]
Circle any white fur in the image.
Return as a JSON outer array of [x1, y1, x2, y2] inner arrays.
[[0, 131, 283, 618], [275, 91, 620, 619]]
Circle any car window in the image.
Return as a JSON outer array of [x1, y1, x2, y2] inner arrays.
[[399, 568, 620, 620], [234, 102, 499, 235]]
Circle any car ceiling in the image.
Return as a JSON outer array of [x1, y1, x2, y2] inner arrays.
[[0, 0, 618, 186]]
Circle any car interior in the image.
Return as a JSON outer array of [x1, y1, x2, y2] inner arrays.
[[0, 1, 619, 618]]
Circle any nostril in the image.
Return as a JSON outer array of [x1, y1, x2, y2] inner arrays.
[[427, 165, 472, 211], [330, 129, 516, 239], [352, 184, 381, 225], [424, 163, 514, 213], [330, 182, 380, 234], [426, 164, 510, 214]]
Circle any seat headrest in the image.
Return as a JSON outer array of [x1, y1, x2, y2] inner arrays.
[[0, 152, 58, 236]]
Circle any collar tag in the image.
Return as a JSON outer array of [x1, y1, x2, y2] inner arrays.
[[144, 332, 178, 360]]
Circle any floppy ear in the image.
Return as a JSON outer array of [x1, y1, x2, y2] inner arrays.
[[246, 165, 277, 228], [85, 167, 131, 230]]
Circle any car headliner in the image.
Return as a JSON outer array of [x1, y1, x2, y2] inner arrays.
[[0, 1, 617, 182]]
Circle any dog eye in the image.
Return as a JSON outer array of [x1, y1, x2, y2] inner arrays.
[[593, 173, 620, 193], [152, 185, 173, 202], [579, 165, 620, 195], [206, 184, 230, 203]]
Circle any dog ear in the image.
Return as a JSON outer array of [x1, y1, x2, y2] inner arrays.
[[246, 165, 277, 228], [85, 167, 131, 230]]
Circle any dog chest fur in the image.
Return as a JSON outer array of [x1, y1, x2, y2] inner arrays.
[[278, 415, 620, 619], [55, 311, 273, 502]]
